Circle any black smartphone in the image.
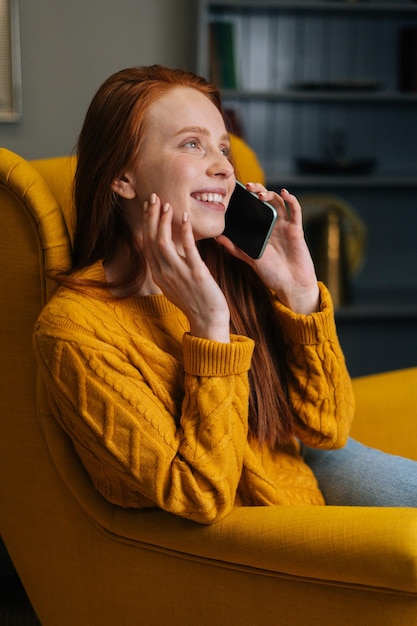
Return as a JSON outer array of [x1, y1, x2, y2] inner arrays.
[[223, 181, 278, 259]]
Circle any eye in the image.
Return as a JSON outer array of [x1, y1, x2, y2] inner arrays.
[[184, 139, 199, 149], [220, 145, 231, 157]]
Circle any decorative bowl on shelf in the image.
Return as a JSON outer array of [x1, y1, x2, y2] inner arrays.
[[296, 157, 377, 175], [324, 0, 370, 3], [291, 80, 382, 92]]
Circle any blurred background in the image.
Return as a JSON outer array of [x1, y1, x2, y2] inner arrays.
[[1, 0, 416, 379], [0, 0, 199, 158]]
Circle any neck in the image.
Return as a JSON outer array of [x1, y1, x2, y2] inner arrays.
[[103, 249, 162, 297]]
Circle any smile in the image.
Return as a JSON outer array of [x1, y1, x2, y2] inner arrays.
[[193, 192, 224, 203]]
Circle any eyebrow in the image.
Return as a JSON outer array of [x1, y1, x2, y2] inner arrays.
[[175, 126, 230, 142]]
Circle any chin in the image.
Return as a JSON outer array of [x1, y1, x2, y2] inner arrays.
[[202, 232, 224, 243], [195, 223, 225, 242]]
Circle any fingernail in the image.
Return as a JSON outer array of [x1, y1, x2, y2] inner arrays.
[[281, 188, 289, 194], [162, 203, 170, 213], [182, 212, 188, 223], [143, 200, 149, 213], [150, 193, 157, 204]]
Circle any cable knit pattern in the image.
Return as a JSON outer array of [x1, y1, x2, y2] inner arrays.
[[33, 262, 354, 523]]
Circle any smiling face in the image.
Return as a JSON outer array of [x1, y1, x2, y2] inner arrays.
[[120, 86, 236, 244]]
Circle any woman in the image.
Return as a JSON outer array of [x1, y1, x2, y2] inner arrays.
[[33, 66, 416, 523]]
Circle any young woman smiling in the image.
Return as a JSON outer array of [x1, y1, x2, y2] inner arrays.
[[33, 66, 416, 524]]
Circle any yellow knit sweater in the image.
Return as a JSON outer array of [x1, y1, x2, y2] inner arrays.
[[33, 262, 354, 524]]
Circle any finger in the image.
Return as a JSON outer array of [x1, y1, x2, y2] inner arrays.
[[280, 188, 303, 227], [143, 196, 178, 278], [246, 181, 267, 194], [246, 182, 288, 221], [156, 202, 176, 253], [142, 194, 161, 271], [143, 192, 161, 244], [180, 212, 209, 271], [180, 212, 196, 258], [259, 189, 289, 222]]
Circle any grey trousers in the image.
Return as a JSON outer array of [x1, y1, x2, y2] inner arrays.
[[300, 437, 417, 507]]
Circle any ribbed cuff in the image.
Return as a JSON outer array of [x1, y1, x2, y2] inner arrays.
[[183, 334, 254, 377], [274, 283, 338, 345]]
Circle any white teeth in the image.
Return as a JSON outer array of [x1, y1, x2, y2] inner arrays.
[[195, 193, 223, 203]]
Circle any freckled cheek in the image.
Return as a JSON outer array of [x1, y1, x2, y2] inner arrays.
[[143, 160, 197, 209], [166, 166, 195, 207], [161, 186, 191, 223]]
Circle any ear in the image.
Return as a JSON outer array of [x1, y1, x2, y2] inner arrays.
[[111, 173, 137, 200]]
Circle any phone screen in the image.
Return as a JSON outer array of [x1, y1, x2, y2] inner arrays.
[[223, 181, 277, 259]]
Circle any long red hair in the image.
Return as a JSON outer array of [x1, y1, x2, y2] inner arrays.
[[70, 65, 295, 447]]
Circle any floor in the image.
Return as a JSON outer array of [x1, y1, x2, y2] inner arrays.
[[0, 577, 40, 626]]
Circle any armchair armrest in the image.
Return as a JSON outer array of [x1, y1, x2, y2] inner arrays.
[[351, 367, 417, 460], [42, 401, 417, 599], [112, 504, 417, 595]]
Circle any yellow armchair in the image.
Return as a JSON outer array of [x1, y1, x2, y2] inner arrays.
[[1, 145, 416, 626]]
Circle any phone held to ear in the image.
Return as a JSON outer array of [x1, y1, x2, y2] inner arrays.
[[223, 181, 278, 259]]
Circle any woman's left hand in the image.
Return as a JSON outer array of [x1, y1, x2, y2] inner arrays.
[[217, 184, 320, 315]]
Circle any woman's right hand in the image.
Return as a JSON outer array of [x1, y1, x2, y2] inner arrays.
[[142, 193, 231, 343]]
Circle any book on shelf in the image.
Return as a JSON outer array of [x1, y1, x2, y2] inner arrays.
[[209, 21, 237, 90], [398, 26, 417, 92]]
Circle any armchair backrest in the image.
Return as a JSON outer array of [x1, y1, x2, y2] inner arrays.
[[0, 150, 75, 604], [0, 150, 73, 453], [0, 142, 266, 622]]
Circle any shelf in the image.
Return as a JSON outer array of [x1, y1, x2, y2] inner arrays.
[[222, 89, 417, 103], [209, 1, 417, 13], [202, 1, 417, 377], [335, 304, 417, 321], [266, 173, 417, 189]]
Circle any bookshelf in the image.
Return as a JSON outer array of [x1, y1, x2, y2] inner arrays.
[[197, 0, 417, 376]]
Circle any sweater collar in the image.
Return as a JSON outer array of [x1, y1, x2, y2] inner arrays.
[[82, 260, 181, 318]]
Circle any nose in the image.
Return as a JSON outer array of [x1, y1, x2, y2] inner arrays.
[[207, 151, 235, 179]]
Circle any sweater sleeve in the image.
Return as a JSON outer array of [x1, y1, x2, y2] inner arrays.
[[273, 282, 355, 449], [33, 315, 254, 525]]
